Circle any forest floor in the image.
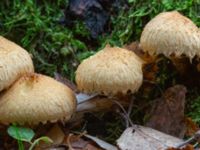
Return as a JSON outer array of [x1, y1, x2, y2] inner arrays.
[[0, 0, 200, 149]]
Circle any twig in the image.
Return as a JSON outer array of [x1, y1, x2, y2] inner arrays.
[[176, 130, 200, 148], [112, 99, 134, 127], [128, 95, 134, 116], [67, 134, 76, 150]]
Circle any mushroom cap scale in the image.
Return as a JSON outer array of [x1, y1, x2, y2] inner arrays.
[[0, 36, 34, 91], [0, 73, 77, 125], [140, 11, 200, 60], [76, 46, 143, 96]]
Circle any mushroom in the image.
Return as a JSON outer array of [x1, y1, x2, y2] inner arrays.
[[72, 46, 143, 125], [140, 11, 200, 75], [140, 11, 200, 59], [0, 73, 77, 125], [75, 45, 143, 96], [0, 36, 34, 91]]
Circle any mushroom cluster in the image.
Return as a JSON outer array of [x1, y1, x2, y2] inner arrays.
[[0, 10, 198, 141], [0, 37, 77, 125], [75, 11, 199, 113]]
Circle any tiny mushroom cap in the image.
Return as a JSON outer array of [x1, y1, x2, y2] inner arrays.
[[0, 36, 34, 91], [0, 73, 77, 125], [140, 11, 200, 60], [75, 45, 143, 96]]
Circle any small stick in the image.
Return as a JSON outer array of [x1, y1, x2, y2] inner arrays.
[[175, 130, 200, 148], [112, 99, 134, 127]]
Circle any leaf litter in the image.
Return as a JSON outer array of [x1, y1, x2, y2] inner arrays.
[[52, 69, 200, 150]]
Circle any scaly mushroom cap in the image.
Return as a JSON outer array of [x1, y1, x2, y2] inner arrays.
[[0, 73, 77, 125], [76, 46, 143, 96], [0, 36, 34, 91], [140, 11, 200, 60]]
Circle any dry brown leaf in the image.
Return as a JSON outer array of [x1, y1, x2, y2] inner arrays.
[[84, 144, 103, 150], [54, 72, 77, 91], [124, 41, 158, 82], [63, 133, 104, 150], [184, 117, 199, 137], [167, 145, 194, 150], [197, 62, 200, 72], [117, 125, 183, 150], [66, 134, 90, 150], [84, 134, 117, 150], [124, 41, 156, 63], [146, 85, 187, 138], [170, 56, 191, 75], [35, 124, 65, 149]]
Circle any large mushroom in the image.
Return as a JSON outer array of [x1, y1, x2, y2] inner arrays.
[[140, 11, 200, 59], [0, 73, 77, 125], [75, 45, 143, 97], [0, 36, 34, 91], [140, 11, 200, 78]]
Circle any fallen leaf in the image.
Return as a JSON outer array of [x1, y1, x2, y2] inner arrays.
[[35, 124, 65, 149], [124, 41, 143, 57], [184, 117, 199, 137], [170, 56, 191, 75], [145, 85, 187, 138], [63, 133, 106, 150], [196, 62, 200, 72], [84, 144, 103, 150], [54, 72, 77, 91], [84, 134, 117, 150], [117, 125, 183, 150], [66, 134, 92, 150], [124, 41, 158, 82], [167, 145, 194, 150]]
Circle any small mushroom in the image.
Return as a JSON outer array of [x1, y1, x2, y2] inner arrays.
[[76, 45, 143, 96], [0, 73, 77, 125], [0, 36, 34, 91]]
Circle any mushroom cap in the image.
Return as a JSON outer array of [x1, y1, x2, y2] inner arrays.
[[75, 46, 143, 96], [0, 36, 34, 91], [0, 73, 77, 125], [140, 11, 200, 60]]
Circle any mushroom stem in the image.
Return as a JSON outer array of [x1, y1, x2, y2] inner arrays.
[[75, 93, 98, 104], [170, 56, 191, 75], [76, 93, 131, 113]]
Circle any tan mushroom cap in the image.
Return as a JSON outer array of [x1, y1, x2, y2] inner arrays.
[[76, 46, 143, 96], [0, 73, 77, 125], [140, 11, 200, 60], [0, 36, 34, 91]]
